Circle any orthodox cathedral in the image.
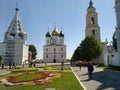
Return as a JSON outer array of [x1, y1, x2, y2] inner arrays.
[[0, 7, 28, 66], [43, 27, 66, 63], [0, 0, 120, 66]]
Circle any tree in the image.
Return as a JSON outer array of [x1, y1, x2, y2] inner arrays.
[[29, 45, 37, 59], [112, 34, 117, 51], [71, 46, 84, 61], [80, 36, 102, 61], [71, 46, 81, 61]]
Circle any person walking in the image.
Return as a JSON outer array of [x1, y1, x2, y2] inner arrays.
[[87, 62, 94, 80], [61, 61, 64, 71]]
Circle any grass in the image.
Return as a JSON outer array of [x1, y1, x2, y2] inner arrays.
[[0, 65, 83, 90], [11, 68, 38, 73], [0, 72, 83, 90], [52, 66, 71, 70], [100, 65, 120, 71], [14, 72, 42, 82], [36, 65, 71, 70]]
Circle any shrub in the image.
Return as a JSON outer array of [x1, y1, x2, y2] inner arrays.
[[11, 68, 38, 73], [15, 66, 21, 69], [45, 66, 52, 70]]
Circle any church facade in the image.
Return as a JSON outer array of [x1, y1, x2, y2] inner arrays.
[[43, 27, 66, 63], [85, 0, 120, 66], [115, 0, 120, 65], [0, 8, 28, 66], [109, 0, 120, 66], [85, 0, 109, 65]]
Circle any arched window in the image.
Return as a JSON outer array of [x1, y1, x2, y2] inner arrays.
[[18, 33, 23, 39], [10, 33, 15, 39], [61, 55, 63, 58], [54, 48, 56, 52], [92, 30, 95, 36], [46, 48, 48, 51], [46, 55, 48, 58], [91, 17, 95, 24]]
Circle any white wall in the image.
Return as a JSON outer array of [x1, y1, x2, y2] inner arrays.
[[109, 52, 120, 66], [0, 42, 6, 56], [43, 45, 66, 63], [98, 43, 109, 65], [22, 44, 29, 64]]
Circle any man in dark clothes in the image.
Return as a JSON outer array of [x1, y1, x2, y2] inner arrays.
[[87, 62, 94, 79]]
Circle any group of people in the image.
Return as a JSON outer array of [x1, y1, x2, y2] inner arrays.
[[76, 61, 94, 80]]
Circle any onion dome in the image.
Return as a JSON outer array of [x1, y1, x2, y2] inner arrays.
[[15, 7, 19, 11], [59, 31, 64, 37], [52, 27, 59, 36], [46, 31, 51, 37], [88, 0, 95, 9]]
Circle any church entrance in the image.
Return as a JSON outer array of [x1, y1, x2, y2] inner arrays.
[[53, 59, 56, 63]]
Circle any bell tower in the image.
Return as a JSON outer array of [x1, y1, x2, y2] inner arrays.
[[2, 6, 28, 66], [85, 0, 101, 42]]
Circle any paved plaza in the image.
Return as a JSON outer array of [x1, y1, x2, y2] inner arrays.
[[72, 66, 120, 90]]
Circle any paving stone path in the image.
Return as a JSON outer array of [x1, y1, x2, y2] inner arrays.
[[72, 66, 120, 90], [44, 88, 56, 90], [0, 70, 10, 75]]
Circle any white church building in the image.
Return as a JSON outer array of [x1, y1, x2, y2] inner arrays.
[[85, 0, 120, 66], [43, 26, 66, 63], [0, 7, 28, 66], [107, 0, 120, 66]]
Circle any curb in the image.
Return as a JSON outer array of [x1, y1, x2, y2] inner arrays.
[[71, 67, 87, 90]]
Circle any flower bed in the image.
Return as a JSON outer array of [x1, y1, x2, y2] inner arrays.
[[1, 72, 63, 87]]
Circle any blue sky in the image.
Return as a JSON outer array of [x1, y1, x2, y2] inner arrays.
[[0, 0, 116, 59]]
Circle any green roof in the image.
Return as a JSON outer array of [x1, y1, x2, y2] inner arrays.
[[59, 31, 64, 37], [88, 0, 95, 9], [46, 31, 51, 37]]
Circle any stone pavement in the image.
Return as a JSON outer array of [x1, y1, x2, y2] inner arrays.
[[72, 66, 120, 90], [0, 70, 10, 75]]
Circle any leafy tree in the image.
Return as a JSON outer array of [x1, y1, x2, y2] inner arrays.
[[71, 46, 84, 61], [112, 34, 117, 51], [71, 46, 80, 61], [80, 36, 102, 61], [29, 45, 37, 59]]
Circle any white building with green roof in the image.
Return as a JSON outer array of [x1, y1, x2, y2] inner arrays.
[[43, 26, 66, 63]]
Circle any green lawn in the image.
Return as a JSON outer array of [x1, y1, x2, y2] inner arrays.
[[0, 72, 83, 90], [15, 72, 42, 82], [36, 65, 71, 70], [51, 66, 71, 70], [100, 65, 120, 71]]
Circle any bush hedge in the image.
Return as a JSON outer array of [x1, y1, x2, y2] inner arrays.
[[11, 68, 38, 73]]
